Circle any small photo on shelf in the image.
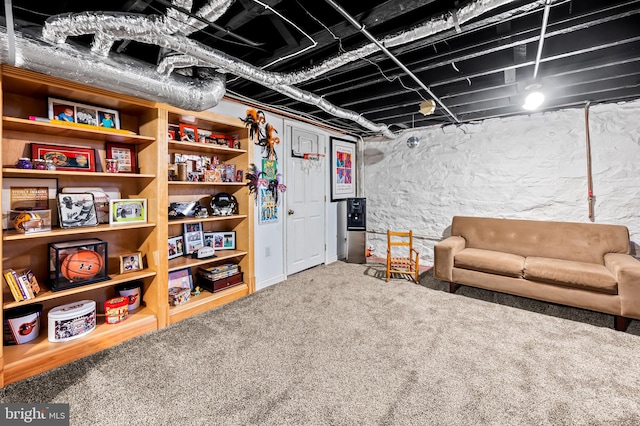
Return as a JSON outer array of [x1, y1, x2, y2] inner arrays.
[[106, 142, 137, 173], [183, 222, 204, 255], [119, 252, 143, 274], [57, 193, 99, 228], [168, 235, 185, 260], [109, 198, 147, 225], [204, 231, 236, 250], [179, 124, 198, 142]]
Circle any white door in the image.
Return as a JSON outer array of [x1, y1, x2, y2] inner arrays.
[[286, 126, 326, 275]]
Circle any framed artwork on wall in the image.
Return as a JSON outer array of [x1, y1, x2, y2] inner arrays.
[[330, 137, 357, 201]]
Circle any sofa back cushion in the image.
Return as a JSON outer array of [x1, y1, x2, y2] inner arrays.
[[451, 216, 630, 264]]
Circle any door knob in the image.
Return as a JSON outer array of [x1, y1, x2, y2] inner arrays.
[[288, 209, 295, 215]]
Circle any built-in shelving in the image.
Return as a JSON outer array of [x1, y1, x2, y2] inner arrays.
[[0, 65, 254, 387]]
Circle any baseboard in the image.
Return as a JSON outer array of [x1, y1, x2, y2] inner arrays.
[[255, 274, 286, 291]]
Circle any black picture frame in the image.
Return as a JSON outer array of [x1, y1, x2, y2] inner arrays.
[[57, 193, 99, 228]]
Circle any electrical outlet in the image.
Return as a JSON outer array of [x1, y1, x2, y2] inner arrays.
[[265, 246, 271, 257]]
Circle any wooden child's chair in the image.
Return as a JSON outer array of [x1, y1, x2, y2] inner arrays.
[[386, 230, 420, 283]]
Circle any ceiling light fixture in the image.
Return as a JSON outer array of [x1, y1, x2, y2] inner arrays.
[[523, 83, 545, 110]]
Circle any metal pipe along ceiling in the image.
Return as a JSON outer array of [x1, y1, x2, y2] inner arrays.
[[13, 0, 529, 137]]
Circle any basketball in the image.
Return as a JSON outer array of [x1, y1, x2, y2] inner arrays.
[[13, 212, 41, 232], [60, 249, 104, 281]]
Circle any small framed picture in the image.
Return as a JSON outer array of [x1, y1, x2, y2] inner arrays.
[[109, 198, 147, 225], [179, 124, 198, 142], [57, 192, 99, 228], [168, 267, 193, 290], [183, 222, 204, 255], [48, 97, 120, 129], [119, 252, 143, 274], [204, 231, 236, 250], [168, 235, 185, 260], [106, 142, 137, 173], [31, 143, 97, 172]]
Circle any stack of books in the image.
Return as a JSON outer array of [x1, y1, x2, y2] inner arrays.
[[198, 263, 240, 281], [3, 269, 41, 302]]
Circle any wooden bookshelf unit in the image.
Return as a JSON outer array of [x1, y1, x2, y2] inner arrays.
[[0, 66, 254, 387]]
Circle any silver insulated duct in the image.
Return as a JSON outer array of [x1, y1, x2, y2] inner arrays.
[[4, 0, 529, 137], [0, 27, 226, 111]]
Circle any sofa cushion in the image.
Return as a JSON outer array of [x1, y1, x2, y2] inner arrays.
[[454, 248, 525, 278], [524, 256, 617, 294]]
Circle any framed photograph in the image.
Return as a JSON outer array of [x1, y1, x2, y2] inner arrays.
[[109, 198, 147, 225], [57, 193, 99, 228], [48, 97, 120, 129], [183, 222, 204, 255], [168, 235, 185, 260], [120, 252, 143, 274], [31, 143, 97, 172], [330, 137, 357, 201], [168, 267, 192, 290], [106, 142, 137, 173], [179, 124, 198, 142], [204, 231, 236, 250], [2, 178, 58, 230]]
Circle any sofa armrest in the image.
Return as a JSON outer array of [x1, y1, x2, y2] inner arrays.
[[605, 253, 640, 318], [434, 236, 466, 282]]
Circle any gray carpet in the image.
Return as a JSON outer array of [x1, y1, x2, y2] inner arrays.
[[2, 261, 640, 425]]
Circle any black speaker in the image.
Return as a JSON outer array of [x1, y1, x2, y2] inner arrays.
[[346, 198, 366, 230]]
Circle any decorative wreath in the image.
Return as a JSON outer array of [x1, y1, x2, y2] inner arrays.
[[245, 163, 286, 204]]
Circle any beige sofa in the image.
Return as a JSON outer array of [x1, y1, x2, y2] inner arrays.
[[434, 216, 640, 331]]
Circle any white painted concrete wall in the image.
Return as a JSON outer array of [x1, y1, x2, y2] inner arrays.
[[363, 100, 640, 265]]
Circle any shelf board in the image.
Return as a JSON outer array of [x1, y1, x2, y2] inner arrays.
[[168, 215, 247, 225], [2, 116, 155, 144], [168, 140, 246, 155], [2, 306, 158, 386], [2, 168, 155, 179], [3, 222, 156, 241], [169, 181, 245, 186], [168, 250, 247, 272], [169, 283, 248, 324], [2, 269, 157, 309]]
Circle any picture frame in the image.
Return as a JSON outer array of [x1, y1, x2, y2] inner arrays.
[[204, 231, 236, 250], [179, 124, 198, 142], [168, 235, 185, 260], [183, 222, 204, 255], [330, 137, 357, 201], [109, 198, 147, 225], [119, 252, 143, 274], [168, 267, 193, 290], [31, 143, 97, 172], [105, 142, 137, 173], [48, 97, 121, 129], [57, 192, 99, 228], [2, 177, 58, 230]]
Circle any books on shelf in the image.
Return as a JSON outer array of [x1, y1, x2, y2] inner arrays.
[[3, 268, 41, 302], [198, 263, 240, 281]]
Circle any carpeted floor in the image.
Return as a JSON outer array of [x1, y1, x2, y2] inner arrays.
[[2, 261, 640, 425]]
